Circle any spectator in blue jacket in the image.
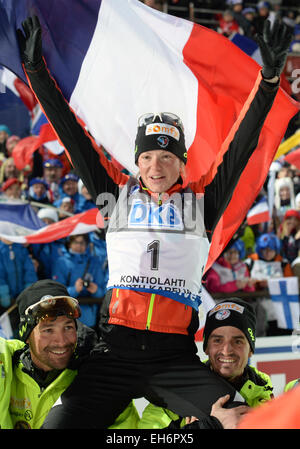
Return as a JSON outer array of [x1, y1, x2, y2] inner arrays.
[[42, 159, 63, 201], [52, 234, 107, 328], [54, 174, 80, 212], [77, 179, 95, 212], [31, 208, 67, 279], [89, 231, 109, 285], [26, 177, 53, 206], [0, 239, 38, 309]]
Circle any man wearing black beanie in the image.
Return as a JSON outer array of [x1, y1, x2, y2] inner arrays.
[[202, 299, 273, 403], [203, 298, 256, 356]]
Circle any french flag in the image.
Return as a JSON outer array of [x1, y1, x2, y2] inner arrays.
[[247, 197, 270, 225], [0, 202, 45, 237], [0, 66, 64, 159], [0, 204, 103, 244], [0, 0, 299, 271]]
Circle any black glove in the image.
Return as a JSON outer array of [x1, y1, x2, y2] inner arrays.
[[255, 18, 293, 80], [16, 15, 43, 70]]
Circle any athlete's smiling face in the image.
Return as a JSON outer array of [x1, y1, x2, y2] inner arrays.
[[205, 326, 252, 382], [137, 150, 183, 193]]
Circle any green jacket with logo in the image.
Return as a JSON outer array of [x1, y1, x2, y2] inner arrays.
[[138, 364, 273, 429], [0, 338, 139, 429]]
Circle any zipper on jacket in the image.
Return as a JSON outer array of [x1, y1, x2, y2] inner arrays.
[[146, 294, 156, 330]]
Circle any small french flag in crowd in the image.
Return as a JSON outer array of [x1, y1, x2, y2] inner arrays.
[[0, 203, 102, 244], [267, 277, 300, 329], [247, 197, 271, 225]]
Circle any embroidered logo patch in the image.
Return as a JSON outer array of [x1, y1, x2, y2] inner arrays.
[[157, 135, 169, 148], [215, 310, 231, 320]]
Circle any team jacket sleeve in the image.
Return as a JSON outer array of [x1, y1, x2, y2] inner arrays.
[[203, 77, 280, 236], [24, 60, 129, 204]]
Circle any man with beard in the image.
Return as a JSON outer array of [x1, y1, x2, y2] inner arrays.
[[0, 280, 139, 429]]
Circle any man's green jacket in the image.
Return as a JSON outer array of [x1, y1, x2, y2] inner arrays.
[[0, 338, 139, 429]]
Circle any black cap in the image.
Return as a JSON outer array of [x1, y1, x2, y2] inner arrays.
[[203, 298, 256, 353], [134, 122, 187, 165], [17, 280, 77, 342]]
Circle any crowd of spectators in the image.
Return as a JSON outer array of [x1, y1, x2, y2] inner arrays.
[[143, 0, 300, 53], [0, 0, 300, 339], [0, 124, 109, 333]]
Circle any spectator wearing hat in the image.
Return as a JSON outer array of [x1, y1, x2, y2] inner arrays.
[[0, 279, 139, 429], [26, 177, 53, 207], [52, 234, 107, 328], [274, 176, 296, 221], [37, 207, 59, 225], [0, 125, 11, 158], [226, 1, 254, 37], [254, 2, 276, 34], [56, 196, 75, 220], [139, 299, 273, 429], [0, 239, 38, 311], [217, 9, 244, 37], [42, 159, 63, 201], [1, 178, 23, 200], [278, 209, 300, 264], [241, 7, 257, 37], [31, 208, 66, 279], [245, 233, 293, 336], [54, 173, 80, 212], [205, 239, 256, 294]]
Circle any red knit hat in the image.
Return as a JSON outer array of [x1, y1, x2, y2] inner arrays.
[[284, 209, 300, 220], [1, 177, 21, 192]]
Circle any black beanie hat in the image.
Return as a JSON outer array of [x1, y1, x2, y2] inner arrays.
[[134, 122, 187, 165], [203, 298, 256, 353], [16, 280, 77, 342]]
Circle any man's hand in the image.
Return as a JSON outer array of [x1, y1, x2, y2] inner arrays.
[[256, 18, 293, 81], [185, 416, 198, 425], [86, 282, 98, 295], [16, 15, 43, 69], [211, 394, 249, 429], [75, 278, 84, 293]]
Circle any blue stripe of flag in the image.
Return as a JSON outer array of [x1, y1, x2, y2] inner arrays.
[[0, 0, 101, 101], [0, 203, 44, 230]]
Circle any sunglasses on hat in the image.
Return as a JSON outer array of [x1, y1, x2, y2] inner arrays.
[[138, 112, 184, 132], [25, 295, 81, 321]]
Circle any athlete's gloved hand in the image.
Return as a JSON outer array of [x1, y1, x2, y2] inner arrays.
[[16, 15, 43, 70], [255, 18, 293, 80]]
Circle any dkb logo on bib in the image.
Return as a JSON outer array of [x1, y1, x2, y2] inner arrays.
[[128, 199, 183, 230]]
